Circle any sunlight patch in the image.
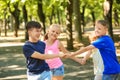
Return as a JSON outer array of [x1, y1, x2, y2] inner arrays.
[[0, 74, 27, 80], [65, 70, 92, 76], [0, 65, 26, 71]]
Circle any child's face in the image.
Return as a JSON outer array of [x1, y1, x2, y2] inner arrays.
[[95, 23, 107, 37], [48, 26, 61, 40], [28, 28, 41, 41]]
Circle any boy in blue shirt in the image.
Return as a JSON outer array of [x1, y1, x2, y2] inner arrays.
[[71, 20, 120, 80], [23, 21, 65, 80]]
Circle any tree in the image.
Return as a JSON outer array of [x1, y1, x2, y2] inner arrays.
[[113, 9, 119, 26], [103, 0, 114, 40], [66, 0, 73, 50], [3, 8, 7, 36], [22, 3, 28, 40], [113, 0, 120, 27], [0, 0, 10, 36], [22, 4, 28, 26], [81, 5, 86, 33], [37, 0, 46, 34], [9, 1, 20, 37], [73, 0, 82, 42], [0, 20, 2, 36]]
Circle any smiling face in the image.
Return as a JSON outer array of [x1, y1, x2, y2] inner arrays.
[[26, 21, 42, 42], [95, 21, 108, 37], [48, 24, 61, 40], [28, 28, 41, 42]]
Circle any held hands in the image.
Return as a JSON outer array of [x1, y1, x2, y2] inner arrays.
[[80, 58, 87, 65], [58, 52, 72, 58], [58, 53, 68, 58], [61, 52, 75, 58], [62, 52, 87, 65]]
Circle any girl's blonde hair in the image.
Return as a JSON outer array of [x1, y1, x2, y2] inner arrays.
[[49, 24, 61, 30], [44, 24, 61, 40]]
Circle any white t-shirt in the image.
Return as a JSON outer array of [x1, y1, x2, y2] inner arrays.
[[92, 49, 104, 75]]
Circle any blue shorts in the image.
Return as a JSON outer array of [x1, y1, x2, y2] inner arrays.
[[51, 65, 64, 76], [102, 74, 119, 80], [27, 70, 52, 80]]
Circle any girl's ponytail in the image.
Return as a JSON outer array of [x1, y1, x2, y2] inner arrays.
[[44, 33, 48, 41]]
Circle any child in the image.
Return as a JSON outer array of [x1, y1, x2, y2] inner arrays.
[[23, 21, 66, 80], [44, 24, 81, 80], [70, 20, 120, 80], [81, 33, 104, 80]]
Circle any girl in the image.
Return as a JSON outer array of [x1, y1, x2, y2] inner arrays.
[[44, 24, 81, 80]]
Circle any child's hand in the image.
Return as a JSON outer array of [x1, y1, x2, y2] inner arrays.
[[58, 53, 67, 58], [119, 41, 120, 46], [80, 58, 87, 65], [60, 53, 71, 58], [66, 53, 73, 58]]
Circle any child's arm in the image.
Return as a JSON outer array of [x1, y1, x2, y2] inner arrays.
[[58, 41, 82, 64], [69, 56, 82, 64], [71, 45, 95, 56], [81, 50, 92, 65], [31, 51, 66, 60]]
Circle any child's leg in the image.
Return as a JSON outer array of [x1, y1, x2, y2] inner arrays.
[[102, 74, 119, 80], [52, 76, 63, 80], [41, 70, 52, 80], [51, 65, 64, 80], [94, 74, 102, 80], [27, 70, 52, 80]]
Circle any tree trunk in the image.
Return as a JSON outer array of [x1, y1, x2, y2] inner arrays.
[[0, 20, 2, 36], [0, 24, 1, 36], [91, 11, 95, 27], [22, 4, 28, 26], [66, 0, 73, 50], [73, 0, 82, 42], [116, 0, 120, 4], [13, 11, 20, 37], [49, 16, 52, 25], [22, 4, 28, 40], [57, 9, 60, 24], [49, 5, 54, 24], [14, 18, 19, 37], [37, 0, 46, 34], [9, 2, 20, 37], [10, 15, 14, 31], [81, 5, 86, 33], [103, 0, 114, 40], [4, 9, 7, 36], [114, 9, 119, 26]]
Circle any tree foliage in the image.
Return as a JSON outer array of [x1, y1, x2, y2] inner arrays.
[[0, 0, 120, 48]]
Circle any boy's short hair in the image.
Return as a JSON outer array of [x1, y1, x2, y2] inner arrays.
[[96, 20, 109, 28], [26, 21, 42, 31]]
